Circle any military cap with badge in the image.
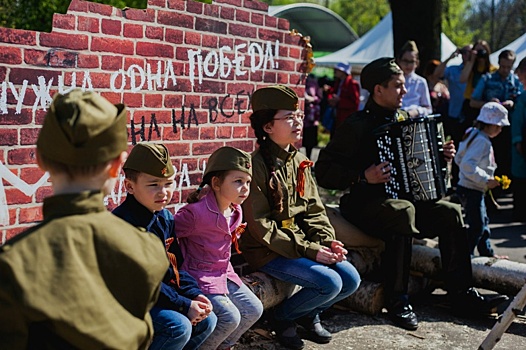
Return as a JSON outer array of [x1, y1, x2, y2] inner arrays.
[[360, 57, 403, 93], [203, 146, 252, 184], [123, 143, 175, 178]]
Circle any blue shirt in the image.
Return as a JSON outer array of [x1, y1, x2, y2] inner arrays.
[[113, 194, 203, 315], [443, 64, 466, 119], [471, 70, 522, 103]]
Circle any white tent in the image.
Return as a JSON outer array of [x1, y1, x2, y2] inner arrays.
[[490, 33, 526, 68], [315, 13, 462, 70]]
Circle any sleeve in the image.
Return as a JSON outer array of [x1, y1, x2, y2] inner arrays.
[[172, 206, 195, 239], [157, 275, 200, 316], [418, 79, 433, 115], [0, 263, 28, 349], [338, 79, 360, 114], [512, 96, 526, 145], [315, 119, 363, 190], [243, 160, 324, 261], [456, 136, 492, 185], [471, 75, 487, 101]]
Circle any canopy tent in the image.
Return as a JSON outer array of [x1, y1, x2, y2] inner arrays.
[[314, 13, 462, 70], [490, 33, 526, 68], [269, 4, 359, 53]]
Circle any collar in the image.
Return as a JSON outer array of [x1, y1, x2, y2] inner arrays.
[[204, 190, 241, 227], [268, 139, 297, 164], [119, 194, 158, 228], [43, 191, 106, 220], [364, 98, 405, 124]]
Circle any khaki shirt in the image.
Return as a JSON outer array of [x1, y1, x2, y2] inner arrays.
[[241, 141, 335, 270], [0, 191, 168, 349]]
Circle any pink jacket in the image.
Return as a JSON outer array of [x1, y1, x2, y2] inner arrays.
[[174, 190, 244, 294]]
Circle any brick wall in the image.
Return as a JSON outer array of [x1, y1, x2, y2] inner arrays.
[[0, 0, 308, 244]]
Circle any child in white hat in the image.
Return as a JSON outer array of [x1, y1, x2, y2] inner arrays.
[[455, 102, 510, 258]]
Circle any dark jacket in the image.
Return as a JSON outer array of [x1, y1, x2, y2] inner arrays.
[[113, 194, 203, 315]]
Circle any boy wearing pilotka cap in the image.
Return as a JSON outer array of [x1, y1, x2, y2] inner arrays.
[[112, 142, 217, 350], [0, 89, 168, 349]]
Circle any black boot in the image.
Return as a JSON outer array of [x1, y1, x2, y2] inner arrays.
[[267, 309, 304, 350], [387, 296, 419, 330], [450, 287, 509, 316], [296, 313, 332, 344]]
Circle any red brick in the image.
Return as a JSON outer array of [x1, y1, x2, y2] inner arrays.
[[204, 3, 220, 17], [0, 47, 22, 64], [19, 207, 43, 224], [187, 0, 203, 14], [215, 0, 242, 6], [91, 37, 134, 55], [235, 9, 250, 23], [158, 11, 193, 29], [199, 126, 216, 139], [40, 32, 89, 50], [24, 49, 49, 66], [101, 19, 122, 36], [165, 28, 183, 44], [20, 128, 41, 146], [5, 188, 32, 205], [8, 148, 36, 165], [166, 0, 185, 10], [0, 28, 37, 45], [229, 139, 253, 152], [0, 109, 33, 125], [102, 55, 123, 70], [185, 32, 201, 46], [217, 126, 233, 139], [0, 66, 5, 81], [123, 93, 143, 107], [182, 127, 199, 140], [6, 227, 29, 241], [20, 167, 46, 183], [220, 7, 234, 20], [145, 26, 163, 40], [0, 129, 18, 146], [78, 54, 99, 68], [52, 14, 76, 30], [229, 23, 256, 38], [48, 50, 78, 68], [88, 1, 114, 16], [144, 94, 163, 107], [88, 72, 112, 88], [192, 141, 224, 155], [219, 37, 234, 48], [289, 46, 301, 59], [77, 16, 100, 33], [195, 18, 227, 34], [124, 57, 145, 70], [124, 23, 144, 38], [195, 80, 226, 94], [277, 17, 288, 30], [165, 94, 183, 108], [136, 42, 174, 58], [122, 8, 155, 22], [258, 28, 282, 41], [9, 208, 17, 227], [263, 71, 277, 83], [244, 0, 268, 11], [202, 34, 218, 48], [68, 0, 88, 12], [35, 186, 53, 204], [99, 92, 123, 105], [162, 126, 181, 141], [233, 126, 248, 138], [251, 12, 264, 25]]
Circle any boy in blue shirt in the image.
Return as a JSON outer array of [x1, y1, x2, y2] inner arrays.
[[113, 142, 217, 350]]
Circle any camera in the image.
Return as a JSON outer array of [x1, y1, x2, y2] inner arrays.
[[476, 49, 487, 57]]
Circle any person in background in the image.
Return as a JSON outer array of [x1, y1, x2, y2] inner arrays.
[[174, 146, 264, 350], [241, 85, 361, 350], [315, 57, 509, 332], [302, 74, 322, 158], [396, 40, 433, 117], [0, 90, 168, 349], [432, 44, 473, 187], [455, 102, 510, 258], [511, 57, 526, 222], [113, 142, 217, 350], [423, 59, 450, 117], [460, 40, 495, 127], [327, 61, 361, 134]]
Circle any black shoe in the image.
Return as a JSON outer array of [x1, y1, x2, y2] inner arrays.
[[267, 310, 304, 350], [451, 288, 509, 316], [387, 303, 419, 330], [296, 314, 332, 344]]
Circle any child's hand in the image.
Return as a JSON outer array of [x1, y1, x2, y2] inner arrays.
[[315, 246, 340, 265], [330, 240, 348, 262], [487, 179, 500, 189], [187, 300, 210, 325], [443, 140, 456, 160], [194, 294, 213, 313]]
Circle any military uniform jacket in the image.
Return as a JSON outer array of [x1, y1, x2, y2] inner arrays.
[[240, 140, 335, 270], [112, 194, 203, 315], [0, 191, 168, 350], [315, 99, 409, 212]]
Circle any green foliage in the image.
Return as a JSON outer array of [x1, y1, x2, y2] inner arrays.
[[330, 0, 390, 36], [441, 0, 474, 46]]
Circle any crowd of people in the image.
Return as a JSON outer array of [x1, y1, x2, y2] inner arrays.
[[1, 37, 525, 350]]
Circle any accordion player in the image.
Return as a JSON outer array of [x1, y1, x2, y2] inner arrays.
[[373, 115, 450, 201]]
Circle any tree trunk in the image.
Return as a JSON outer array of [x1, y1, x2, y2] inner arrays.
[[389, 0, 442, 75]]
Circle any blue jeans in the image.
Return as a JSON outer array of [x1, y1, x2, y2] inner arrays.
[[200, 280, 264, 350], [457, 185, 494, 256], [259, 256, 361, 322], [149, 306, 217, 350]]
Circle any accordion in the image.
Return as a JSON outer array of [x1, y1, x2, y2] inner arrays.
[[374, 115, 449, 201]]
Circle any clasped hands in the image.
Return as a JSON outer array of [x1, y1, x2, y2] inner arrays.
[[188, 294, 213, 326], [316, 240, 348, 265]]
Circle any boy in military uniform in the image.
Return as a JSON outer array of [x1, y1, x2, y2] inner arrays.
[[0, 90, 169, 348], [113, 142, 217, 350], [316, 58, 508, 331]]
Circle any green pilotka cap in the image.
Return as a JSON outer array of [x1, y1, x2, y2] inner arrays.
[[203, 146, 252, 184], [36, 89, 128, 165], [251, 85, 299, 112], [360, 57, 403, 93], [123, 143, 175, 178]]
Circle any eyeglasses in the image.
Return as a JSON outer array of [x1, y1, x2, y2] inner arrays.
[[273, 110, 305, 123]]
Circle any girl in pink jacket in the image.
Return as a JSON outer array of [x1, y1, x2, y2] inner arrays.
[[174, 146, 263, 350]]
